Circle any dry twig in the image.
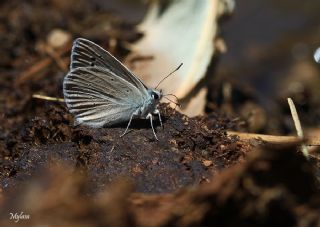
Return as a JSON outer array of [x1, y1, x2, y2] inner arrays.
[[32, 94, 65, 102], [227, 131, 300, 144], [44, 45, 68, 72], [16, 43, 70, 86], [287, 98, 309, 158]]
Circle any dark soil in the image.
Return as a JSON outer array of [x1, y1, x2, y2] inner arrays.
[[0, 101, 244, 194]]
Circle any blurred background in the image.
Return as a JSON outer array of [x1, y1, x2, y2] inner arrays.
[[214, 0, 320, 135]]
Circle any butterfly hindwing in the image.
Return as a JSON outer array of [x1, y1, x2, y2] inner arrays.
[[63, 66, 145, 127]]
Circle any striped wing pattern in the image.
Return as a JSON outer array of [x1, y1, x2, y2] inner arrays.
[[70, 38, 148, 95], [63, 66, 144, 127]]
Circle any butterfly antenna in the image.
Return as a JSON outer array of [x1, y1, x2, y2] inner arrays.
[[164, 93, 179, 101], [164, 93, 181, 105], [155, 63, 183, 89], [164, 96, 181, 108]]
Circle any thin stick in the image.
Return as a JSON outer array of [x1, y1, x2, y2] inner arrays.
[[227, 131, 301, 144], [32, 94, 65, 102], [228, 130, 320, 146], [287, 98, 309, 158], [44, 45, 68, 72], [16, 58, 52, 85], [16, 44, 70, 86]]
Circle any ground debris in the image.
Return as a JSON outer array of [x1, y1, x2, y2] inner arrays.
[[0, 102, 244, 194]]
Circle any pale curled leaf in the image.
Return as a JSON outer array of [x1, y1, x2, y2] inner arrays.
[[125, 0, 235, 116]]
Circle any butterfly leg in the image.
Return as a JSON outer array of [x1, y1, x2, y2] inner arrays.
[[120, 113, 135, 138], [153, 109, 163, 128], [147, 113, 158, 140]]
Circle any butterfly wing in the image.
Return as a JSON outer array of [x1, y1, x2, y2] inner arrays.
[[71, 38, 148, 95], [63, 66, 145, 127]]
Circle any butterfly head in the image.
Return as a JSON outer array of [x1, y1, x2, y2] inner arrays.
[[148, 89, 162, 103]]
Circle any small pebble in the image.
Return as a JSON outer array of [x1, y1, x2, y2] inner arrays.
[[47, 29, 71, 49], [202, 160, 213, 167]]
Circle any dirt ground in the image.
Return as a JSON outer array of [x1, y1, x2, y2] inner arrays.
[[0, 0, 320, 226]]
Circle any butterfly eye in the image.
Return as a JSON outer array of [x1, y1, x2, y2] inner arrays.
[[152, 92, 159, 100]]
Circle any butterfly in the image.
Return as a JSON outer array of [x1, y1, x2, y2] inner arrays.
[[63, 38, 181, 140]]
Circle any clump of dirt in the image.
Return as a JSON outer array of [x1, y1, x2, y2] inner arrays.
[[0, 101, 245, 193]]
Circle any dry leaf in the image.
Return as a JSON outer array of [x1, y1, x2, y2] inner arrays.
[[125, 0, 235, 116]]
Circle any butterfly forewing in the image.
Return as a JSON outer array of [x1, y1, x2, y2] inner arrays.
[[63, 66, 144, 127], [71, 38, 148, 95]]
